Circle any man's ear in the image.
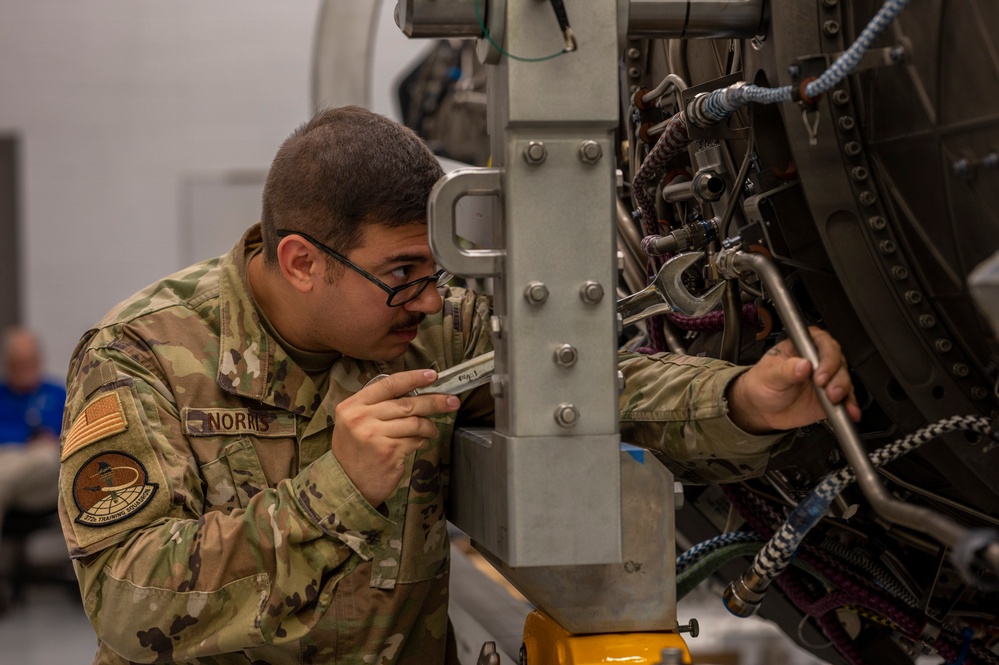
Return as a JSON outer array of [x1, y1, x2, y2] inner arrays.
[[276, 235, 320, 294]]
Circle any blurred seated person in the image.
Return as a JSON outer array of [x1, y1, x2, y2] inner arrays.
[[0, 327, 66, 535]]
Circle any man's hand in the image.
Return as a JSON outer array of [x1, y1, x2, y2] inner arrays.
[[727, 327, 861, 434], [331, 369, 460, 507]]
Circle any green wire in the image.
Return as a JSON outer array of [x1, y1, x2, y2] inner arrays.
[[473, 0, 568, 63]]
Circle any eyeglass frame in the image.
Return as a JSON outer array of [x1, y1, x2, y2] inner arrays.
[[275, 229, 451, 307]]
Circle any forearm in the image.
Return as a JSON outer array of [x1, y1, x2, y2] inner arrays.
[[618, 351, 790, 484]]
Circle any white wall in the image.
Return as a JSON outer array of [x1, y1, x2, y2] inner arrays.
[[0, 0, 430, 380]]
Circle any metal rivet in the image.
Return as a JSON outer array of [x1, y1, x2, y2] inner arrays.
[[868, 215, 887, 230], [972, 386, 988, 400], [852, 166, 869, 182], [891, 265, 909, 280], [626, 47, 641, 60], [838, 116, 855, 131], [844, 141, 862, 156], [628, 66, 641, 79], [935, 338, 952, 353], [904, 290, 922, 304], [860, 191, 877, 206], [554, 344, 578, 368], [919, 314, 936, 329], [952, 363, 969, 378], [580, 280, 604, 304], [523, 141, 547, 165], [554, 403, 580, 428], [579, 140, 603, 164], [879, 239, 896, 254], [823, 20, 840, 36], [524, 281, 549, 305], [832, 89, 850, 106]]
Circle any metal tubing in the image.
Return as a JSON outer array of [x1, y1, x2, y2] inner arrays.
[[727, 250, 968, 550], [628, 0, 766, 39]]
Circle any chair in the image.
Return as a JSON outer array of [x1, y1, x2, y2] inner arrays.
[[0, 507, 77, 614]]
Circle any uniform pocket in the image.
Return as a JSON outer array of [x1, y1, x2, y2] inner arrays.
[[199, 437, 269, 513]]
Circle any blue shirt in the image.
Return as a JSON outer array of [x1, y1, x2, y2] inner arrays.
[[0, 380, 67, 445]]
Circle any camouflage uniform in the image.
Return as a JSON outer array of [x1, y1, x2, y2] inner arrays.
[[58, 225, 786, 664]]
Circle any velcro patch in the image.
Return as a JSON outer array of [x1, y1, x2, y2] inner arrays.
[[182, 407, 296, 438], [62, 391, 128, 461], [71, 451, 158, 526]]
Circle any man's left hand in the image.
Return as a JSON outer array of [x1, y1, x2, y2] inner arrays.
[[726, 327, 861, 434]]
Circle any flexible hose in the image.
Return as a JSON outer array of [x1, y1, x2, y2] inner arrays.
[[742, 415, 990, 592], [689, 0, 911, 126]]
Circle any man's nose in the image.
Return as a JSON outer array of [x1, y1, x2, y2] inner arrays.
[[404, 282, 444, 316]]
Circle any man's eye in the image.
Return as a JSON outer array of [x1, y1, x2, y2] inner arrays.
[[390, 266, 413, 281]]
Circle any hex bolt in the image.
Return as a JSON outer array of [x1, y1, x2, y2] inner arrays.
[[823, 20, 840, 36], [852, 166, 869, 182], [580, 280, 604, 304], [935, 338, 952, 353], [972, 386, 988, 400], [838, 116, 856, 131], [919, 314, 937, 329], [952, 363, 970, 378], [844, 141, 862, 156], [523, 281, 549, 305], [904, 290, 922, 304], [523, 141, 547, 165], [868, 215, 887, 230], [860, 191, 878, 206], [832, 89, 850, 106], [879, 239, 896, 254], [554, 344, 579, 368], [891, 265, 909, 280], [952, 158, 971, 178], [579, 140, 603, 164], [554, 403, 580, 428]]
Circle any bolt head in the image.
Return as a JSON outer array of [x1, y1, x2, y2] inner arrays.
[[919, 314, 936, 329], [524, 281, 549, 305], [832, 89, 850, 106], [523, 141, 547, 165], [579, 140, 603, 164], [868, 215, 887, 230], [971, 386, 988, 400], [580, 280, 604, 304], [844, 141, 862, 156], [904, 290, 922, 304], [891, 265, 909, 280], [860, 191, 877, 206], [952, 363, 970, 378], [838, 116, 856, 131], [823, 20, 841, 36], [935, 338, 952, 353], [554, 403, 579, 428], [554, 344, 578, 367]]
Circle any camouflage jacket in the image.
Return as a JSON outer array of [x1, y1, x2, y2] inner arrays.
[[58, 225, 786, 665]]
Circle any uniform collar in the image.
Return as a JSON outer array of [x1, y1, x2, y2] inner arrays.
[[216, 224, 331, 416]]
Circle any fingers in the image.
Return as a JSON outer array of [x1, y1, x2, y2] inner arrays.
[[359, 368, 440, 403]]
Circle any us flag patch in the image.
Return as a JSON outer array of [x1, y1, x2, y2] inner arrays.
[[62, 391, 128, 461]]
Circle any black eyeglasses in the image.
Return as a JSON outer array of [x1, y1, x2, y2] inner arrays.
[[275, 229, 452, 307]]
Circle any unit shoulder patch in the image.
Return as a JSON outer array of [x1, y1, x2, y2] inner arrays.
[[62, 391, 128, 461], [71, 451, 159, 526]]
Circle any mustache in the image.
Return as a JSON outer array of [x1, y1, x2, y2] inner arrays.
[[389, 314, 426, 333]]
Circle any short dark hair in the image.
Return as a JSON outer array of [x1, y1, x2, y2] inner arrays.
[[260, 106, 445, 266]]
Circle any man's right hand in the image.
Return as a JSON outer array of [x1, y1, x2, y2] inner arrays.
[[331, 369, 460, 507]]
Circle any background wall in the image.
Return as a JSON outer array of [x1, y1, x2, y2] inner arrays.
[[0, 0, 429, 380]]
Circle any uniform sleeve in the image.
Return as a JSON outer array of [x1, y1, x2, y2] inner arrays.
[[617, 351, 793, 484], [58, 329, 388, 662], [448, 288, 495, 426]]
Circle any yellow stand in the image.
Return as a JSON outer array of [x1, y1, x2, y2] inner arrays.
[[520, 610, 691, 665]]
